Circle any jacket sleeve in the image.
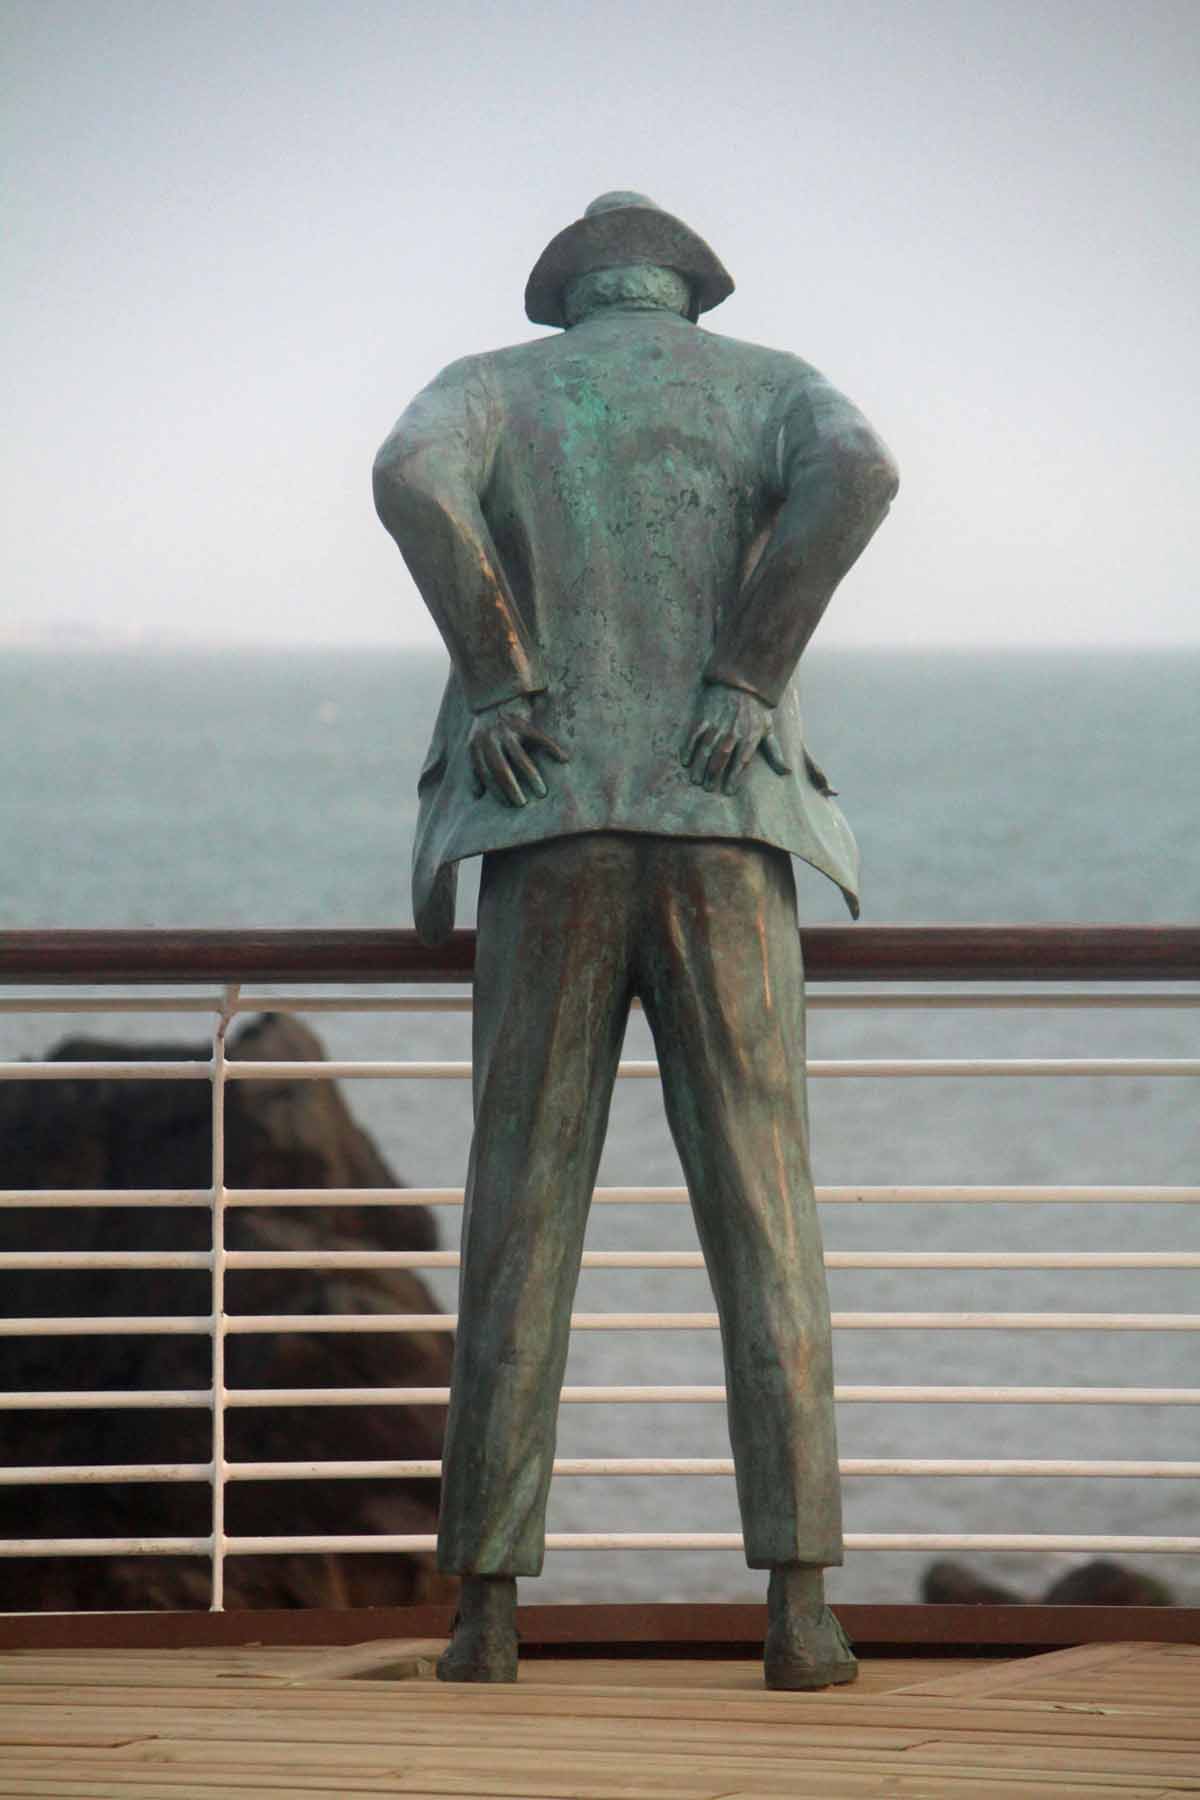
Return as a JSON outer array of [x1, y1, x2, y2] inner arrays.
[[373, 355, 546, 713], [704, 369, 899, 706]]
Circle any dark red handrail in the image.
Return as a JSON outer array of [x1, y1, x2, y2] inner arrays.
[[1, 926, 1197, 985]]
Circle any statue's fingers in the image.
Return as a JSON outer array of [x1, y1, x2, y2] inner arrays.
[[522, 722, 570, 764], [485, 738, 527, 807], [690, 720, 726, 777], [469, 739, 488, 798], [725, 735, 759, 793], [504, 732, 548, 800], [761, 731, 791, 775], [682, 720, 709, 767], [704, 732, 737, 792]]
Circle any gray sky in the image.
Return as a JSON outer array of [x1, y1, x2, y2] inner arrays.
[[4, 0, 1197, 648]]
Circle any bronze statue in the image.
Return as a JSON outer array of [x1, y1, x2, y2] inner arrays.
[[374, 193, 898, 1687]]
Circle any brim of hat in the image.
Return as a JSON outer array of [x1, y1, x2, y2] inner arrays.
[[524, 207, 734, 328]]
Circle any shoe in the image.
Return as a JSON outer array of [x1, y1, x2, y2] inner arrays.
[[764, 1577, 858, 1691], [436, 1576, 519, 1683]]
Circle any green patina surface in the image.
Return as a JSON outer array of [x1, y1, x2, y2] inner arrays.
[[372, 195, 897, 1683]]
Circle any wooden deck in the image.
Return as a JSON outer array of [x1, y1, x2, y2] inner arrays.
[[2, 1648, 1200, 1800], [0, 1638, 1196, 1797]]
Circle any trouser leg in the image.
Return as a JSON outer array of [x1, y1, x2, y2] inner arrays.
[[636, 839, 842, 1569], [437, 836, 634, 1575]]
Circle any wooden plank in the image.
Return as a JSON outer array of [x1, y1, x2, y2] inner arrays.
[[123, 1730, 1200, 1787], [909, 1738, 1200, 1782], [0, 1780, 529, 1800], [0, 1748, 895, 1800], [0, 1754, 1185, 1800], [117, 1720, 929, 1763], [276, 1639, 446, 1683], [720, 1787, 1175, 1800], [0, 1747, 1187, 1797], [0, 1702, 929, 1757], [0, 1751, 1179, 1800], [0, 1648, 971, 1695], [0, 1753, 1060, 1800], [890, 1641, 1171, 1699], [2, 1685, 1196, 1744], [509, 1656, 987, 1695]]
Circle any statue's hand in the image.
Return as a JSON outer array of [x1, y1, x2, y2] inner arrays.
[[681, 681, 790, 794], [467, 696, 569, 807]]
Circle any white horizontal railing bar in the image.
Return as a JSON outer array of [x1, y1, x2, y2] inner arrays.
[[2, 1530, 1194, 1558], [226, 1186, 456, 1207], [7, 1054, 1199, 1086], [211, 1384, 779, 1407], [214, 1057, 1200, 1081], [0, 1538, 210, 1557], [0, 1251, 212, 1272], [0, 1464, 212, 1486], [0, 1317, 213, 1337], [817, 1185, 1200, 1205], [213, 1456, 1200, 1482], [0, 1391, 213, 1410], [0, 1061, 211, 1082], [6, 1383, 1195, 1410], [226, 1060, 472, 1080], [219, 1531, 1200, 1556], [814, 1058, 1200, 1078], [213, 1184, 1200, 1208], [188, 1182, 1200, 1208], [3, 1183, 1198, 1209], [8, 1310, 1197, 1338], [850, 1534, 1200, 1555], [0, 994, 470, 1025], [212, 1248, 1200, 1272], [247, 1183, 1196, 1208], [23, 1243, 1184, 1275], [226, 1250, 465, 1269], [0, 1190, 213, 1208], [840, 1312, 1200, 1331], [225, 1458, 733, 1480], [0, 997, 223, 1014], [837, 1385, 1200, 1404], [812, 991, 1200, 1009], [861, 1456, 1200, 1479], [231, 995, 474, 1013], [222, 1310, 1200, 1333]]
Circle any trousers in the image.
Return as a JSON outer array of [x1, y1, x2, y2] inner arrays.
[[436, 832, 843, 1575]]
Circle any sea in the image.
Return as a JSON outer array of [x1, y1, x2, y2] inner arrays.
[[1, 645, 1197, 1607]]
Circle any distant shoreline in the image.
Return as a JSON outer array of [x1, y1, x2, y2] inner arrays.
[[2, 635, 1196, 659]]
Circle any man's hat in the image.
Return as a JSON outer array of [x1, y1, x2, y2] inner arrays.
[[524, 191, 734, 328]]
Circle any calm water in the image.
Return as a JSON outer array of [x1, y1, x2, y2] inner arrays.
[[2, 646, 1197, 1603]]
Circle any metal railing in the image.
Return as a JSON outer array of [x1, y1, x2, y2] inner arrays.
[[2, 926, 1198, 1611]]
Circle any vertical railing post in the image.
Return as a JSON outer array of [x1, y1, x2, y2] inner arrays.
[[209, 983, 239, 1611]]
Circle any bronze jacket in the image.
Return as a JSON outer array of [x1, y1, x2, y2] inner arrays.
[[374, 306, 898, 942]]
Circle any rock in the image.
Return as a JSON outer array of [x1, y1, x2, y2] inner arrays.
[[920, 1559, 1025, 1605], [1042, 1559, 1173, 1607], [920, 1555, 1174, 1608], [0, 1014, 455, 1611]]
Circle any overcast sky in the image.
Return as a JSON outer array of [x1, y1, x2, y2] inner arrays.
[[4, 0, 1197, 648]]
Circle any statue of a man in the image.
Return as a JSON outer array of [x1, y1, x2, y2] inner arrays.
[[374, 193, 898, 1688]]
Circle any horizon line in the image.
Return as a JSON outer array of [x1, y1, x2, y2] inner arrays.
[[3, 634, 1198, 656]]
